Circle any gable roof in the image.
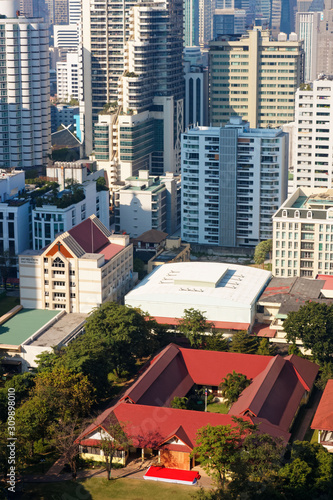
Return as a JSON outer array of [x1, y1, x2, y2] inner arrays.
[[179, 347, 273, 386], [311, 380, 333, 431], [81, 402, 252, 451], [68, 217, 110, 253], [229, 355, 318, 432], [51, 127, 81, 148]]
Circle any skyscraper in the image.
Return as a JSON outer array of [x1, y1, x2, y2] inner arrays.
[[296, 11, 320, 82], [81, 0, 184, 178], [0, 1, 50, 169], [184, 0, 199, 46]]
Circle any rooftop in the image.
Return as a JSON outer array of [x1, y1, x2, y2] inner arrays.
[[126, 262, 271, 308], [311, 380, 333, 431], [28, 312, 87, 347], [0, 309, 60, 347]]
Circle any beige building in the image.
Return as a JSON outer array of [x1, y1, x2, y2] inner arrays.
[[272, 188, 333, 278], [19, 215, 133, 314], [209, 28, 304, 128]]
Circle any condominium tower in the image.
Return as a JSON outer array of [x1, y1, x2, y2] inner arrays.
[[181, 117, 288, 247], [293, 78, 333, 190], [82, 0, 184, 179], [0, 2, 50, 169], [209, 28, 304, 128]]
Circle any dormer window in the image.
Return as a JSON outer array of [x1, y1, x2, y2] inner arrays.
[[307, 211, 312, 219], [295, 210, 300, 218], [282, 209, 287, 217]]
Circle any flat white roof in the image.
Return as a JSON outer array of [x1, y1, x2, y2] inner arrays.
[[126, 262, 271, 309]]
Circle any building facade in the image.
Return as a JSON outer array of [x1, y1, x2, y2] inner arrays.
[[293, 78, 333, 190], [32, 178, 109, 250], [209, 28, 304, 128], [114, 170, 180, 238], [0, 4, 50, 169], [272, 188, 333, 278], [56, 51, 79, 101], [20, 216, 133, 313], [181, 117, 288, 247], [295, 11, 320, 82]]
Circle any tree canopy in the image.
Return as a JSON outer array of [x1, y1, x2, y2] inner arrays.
[[283, 301, 333, 364], [254, 239, 272, 267], [178, 308, 214, 348], [229, 330, 259, 355], [219, 371, 251, 407]]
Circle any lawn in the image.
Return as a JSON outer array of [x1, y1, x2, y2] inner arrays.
[[207, 402, 229, 414], [0, 294, 20, 317], [19, 477, 196, 500]]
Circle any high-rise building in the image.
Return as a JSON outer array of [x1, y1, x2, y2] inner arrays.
[[181, 117, 288, 247], [184, 0, 199, 47], [56, 51, 79, 101], [296, 11, 320, 82], [272, 188, 333, 278], [316, 0, 333, 76], [199, 0, 214, 47], [81, 0, 184, 179], [293, 78, 333, 190], [68, 0, 80, 25], [19, 0, 48, 21], [54, 24, 79, 51], [213, 9, 246, 39], [46, 0, 68, 25], [209, 28, 304, 128], [0, 2, 50, 169]]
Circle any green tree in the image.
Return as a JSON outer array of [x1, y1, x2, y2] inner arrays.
[[96, 176, 108, 191], [283, 302, 333, 364], [133, 257, 146, 280], [202, 331, 229, 352], [4, 372, 35, 406], [100, 415, 131, 480], [84, 302, 158, 376], [254, 239, 272, 268], [16, 395, 53, 454], [316, 362, 333, 390], [170, 396, 188, 409], [257, 338, 277, 356], [192, 419, 256, 490], [33, 366, 95, 421], [219, 371, 251, 407], [178, 308, 214, 348], [229, 330, 259, 354]]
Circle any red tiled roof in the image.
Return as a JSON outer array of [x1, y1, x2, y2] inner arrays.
[[229, 355, 318, 433], [317, 274, 333, 290], [68, 218, 109, 253], [179, 347, 273, 386], [152, 317, 250, 330], [99, 242, 124, 261], [83, 402, 252, 450], [311, 380, 333, 431], [252, 323, 277, 338]]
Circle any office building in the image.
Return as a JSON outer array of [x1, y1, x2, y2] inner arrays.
[[56, 51, 79, 101], [213, 8, 246, 39], [184, 61, 209, 127], [19, 0, 48, 21], [68, 0, 80, 25], [272, 188, 333, 278], [0, 2, 50, 169], [296, 11, 320, 82], [20, 216, 133, 313], [294, 78, 333, 190], [181, 117, 288, 247], [209, 28, 304, 128], [199, 0, 213, 47], [45, 0, 68, 25]]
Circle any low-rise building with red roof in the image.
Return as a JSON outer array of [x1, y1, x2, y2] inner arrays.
[[77, 344, 318, 469], [311, 379, 333, 452], [19, 215, 134, 313]]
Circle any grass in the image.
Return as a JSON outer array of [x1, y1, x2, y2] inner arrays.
[[19, 477, 196, 500], [207, 402, 229, 414], [0, 294, 19, 317]]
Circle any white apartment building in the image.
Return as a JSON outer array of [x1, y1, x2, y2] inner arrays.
[[20, 215, 133, 313], [295, 11, 320, 83], [181, 117, 288, 247], [114, 170, 168, 238], [0, 169, 31, 256], [272, 188, 333, 278], [32, 178, 109, 250], [0, 2, 50, 169], [56, 52, 79, 101], [294, 78, 333, 190], [54, 24, 79, 51]]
